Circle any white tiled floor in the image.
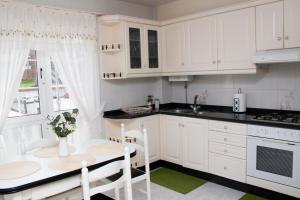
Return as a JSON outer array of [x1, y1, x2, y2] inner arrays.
[[105, 181, 246, 200]]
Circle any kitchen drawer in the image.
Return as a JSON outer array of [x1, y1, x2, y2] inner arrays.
[[209, 131, 246, 147], [209, 141, 246, 159], [209, 153, 246, 183], [209, 120, 247, 135]]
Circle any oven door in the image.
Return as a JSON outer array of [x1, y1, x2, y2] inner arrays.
[[247, 136, 300, 188]]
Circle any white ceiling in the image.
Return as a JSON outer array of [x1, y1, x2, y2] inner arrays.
[[118, 0, 177, 7], [118, 0, 250, 7]]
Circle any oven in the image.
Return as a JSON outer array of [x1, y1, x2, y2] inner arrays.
[[247, 125, 300, 188]]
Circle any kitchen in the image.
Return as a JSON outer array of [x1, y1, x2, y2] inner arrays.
[[0, 0, 300, 200]]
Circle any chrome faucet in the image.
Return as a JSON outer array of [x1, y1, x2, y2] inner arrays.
[[190, 95, 200, 112]]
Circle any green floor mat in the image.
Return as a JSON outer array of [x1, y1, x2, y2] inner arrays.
[[150, 167, 207, 194], [240, 194, 268, 200]]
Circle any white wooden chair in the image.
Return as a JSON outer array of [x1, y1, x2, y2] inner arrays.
[[120, 123, 151, 200], [81, 146, 133, 200]]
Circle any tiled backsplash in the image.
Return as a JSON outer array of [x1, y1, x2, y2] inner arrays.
[[170, 63, 300, 111], [101, 78, 163, 111]]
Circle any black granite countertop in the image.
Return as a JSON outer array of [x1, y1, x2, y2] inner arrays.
[[103, 103, 300, 130]]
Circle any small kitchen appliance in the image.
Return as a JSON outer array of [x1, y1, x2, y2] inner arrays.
[[233, 88, 246, 113]]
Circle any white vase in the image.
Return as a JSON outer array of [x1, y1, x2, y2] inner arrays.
[[59, 137, 69, 157]]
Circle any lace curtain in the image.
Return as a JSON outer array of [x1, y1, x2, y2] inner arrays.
[[0, 2, 102, 143]]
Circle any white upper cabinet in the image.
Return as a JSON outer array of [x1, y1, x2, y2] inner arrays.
[[217, 8, 255, 70], [161, 23, 185, 72], [126, 23, 161, 74], [256, 1, 284, 51], [185, 16, 218, 71], [256, 0, 300, 51], [284, 0, 300, 48]]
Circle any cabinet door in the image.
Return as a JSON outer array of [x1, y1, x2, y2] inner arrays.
[[217, 8, 256, 70], [256, 1, 284, 51], [140, 115, 160, 163], [284, 0, 300, 48], [144, 26, 161, 73], [161, 116, 182, 164], [186, 16, 218, 71], [182, 118, 209, 172], [126, 23, 144, 73], [161, 23, 185, 72]]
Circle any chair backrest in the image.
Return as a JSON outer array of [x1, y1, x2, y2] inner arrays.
[[120, 123, 150, 175], [81, 146, 133, 200]]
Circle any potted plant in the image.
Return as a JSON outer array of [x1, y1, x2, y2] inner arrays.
[[47, 109, 79, 157]]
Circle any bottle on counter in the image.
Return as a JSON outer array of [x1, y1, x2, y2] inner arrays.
[[154, 98, 160, 111], [147, 95, 154, 110]]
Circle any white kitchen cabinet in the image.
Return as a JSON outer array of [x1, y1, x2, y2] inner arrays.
[[98, 16, 161, 79], [140, 115, 160, 163], [161, 115, 209, 170], [284, 0, 300, 48], [208, 120, 247, 183], [103, 115, 161, 166], [217, 7, 256, 70], [209, 153, 246, 182], [161, 115, 182, 164], [182, 118, 209, 172], [256, 0, 300, 51], [185, 16, 218, 71], [161, 23, 186, 72], [126, 23, 161, 74], [256, 1, 284, 51]]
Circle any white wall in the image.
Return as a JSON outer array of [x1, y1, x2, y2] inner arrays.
[[156, 0, 250, 20], [101, 78, 165, 111], [169, 63, 300, 111], [15, 0, 156, 19]]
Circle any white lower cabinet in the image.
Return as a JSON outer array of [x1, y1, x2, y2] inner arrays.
[[140, 115, 161, 163], [103, 115, 161, 166], [161, 115, 209, 171], [161, 115, 183, 164], [182, 118, 208, 172], [209, 153, 246, 182], [208, 120, 247, 183]]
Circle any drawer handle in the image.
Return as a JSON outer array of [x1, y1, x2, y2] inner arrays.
[[224, 149, 228, 153], [224, 166, 227, 170], [224, 126, 228, 130], [224, 138, 228, 142]]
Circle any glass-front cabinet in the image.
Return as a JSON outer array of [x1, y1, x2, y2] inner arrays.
[[126, 23, 161, 74]]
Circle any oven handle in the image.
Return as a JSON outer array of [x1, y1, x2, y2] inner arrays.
[[247, 135, 300, 146]]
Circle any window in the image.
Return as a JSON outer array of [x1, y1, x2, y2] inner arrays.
[[4, 50, 76, 156], [9, 50, 41, 117]]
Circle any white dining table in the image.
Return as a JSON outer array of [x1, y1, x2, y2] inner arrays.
[[0, 139, 135, 200]]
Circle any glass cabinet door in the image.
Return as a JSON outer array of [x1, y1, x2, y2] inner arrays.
[[147, 29, 159, 69], [129, 27, 142, 69]]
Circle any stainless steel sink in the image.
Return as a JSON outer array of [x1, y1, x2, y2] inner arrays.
[[165, 108, 195, 114]]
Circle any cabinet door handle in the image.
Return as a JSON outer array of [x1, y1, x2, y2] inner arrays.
[[285, 36, 289, 40], [217, 60, 221, 64], [277, 36, 282, 41], [181, 63, 184, 66], [212, 60, 216, 64], [224, 126, 228, 130], [224, 166, 227, 170]]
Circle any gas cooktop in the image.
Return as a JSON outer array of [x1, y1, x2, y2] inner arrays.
[[252, 113, 300, 125]]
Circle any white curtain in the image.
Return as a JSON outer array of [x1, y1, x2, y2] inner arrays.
[[0, 3, 32, 133], [0, 2, 103, 142]]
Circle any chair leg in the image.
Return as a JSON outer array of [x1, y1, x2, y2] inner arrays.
[[114, 186, 120, 200], [146, 178, 151, 200]]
